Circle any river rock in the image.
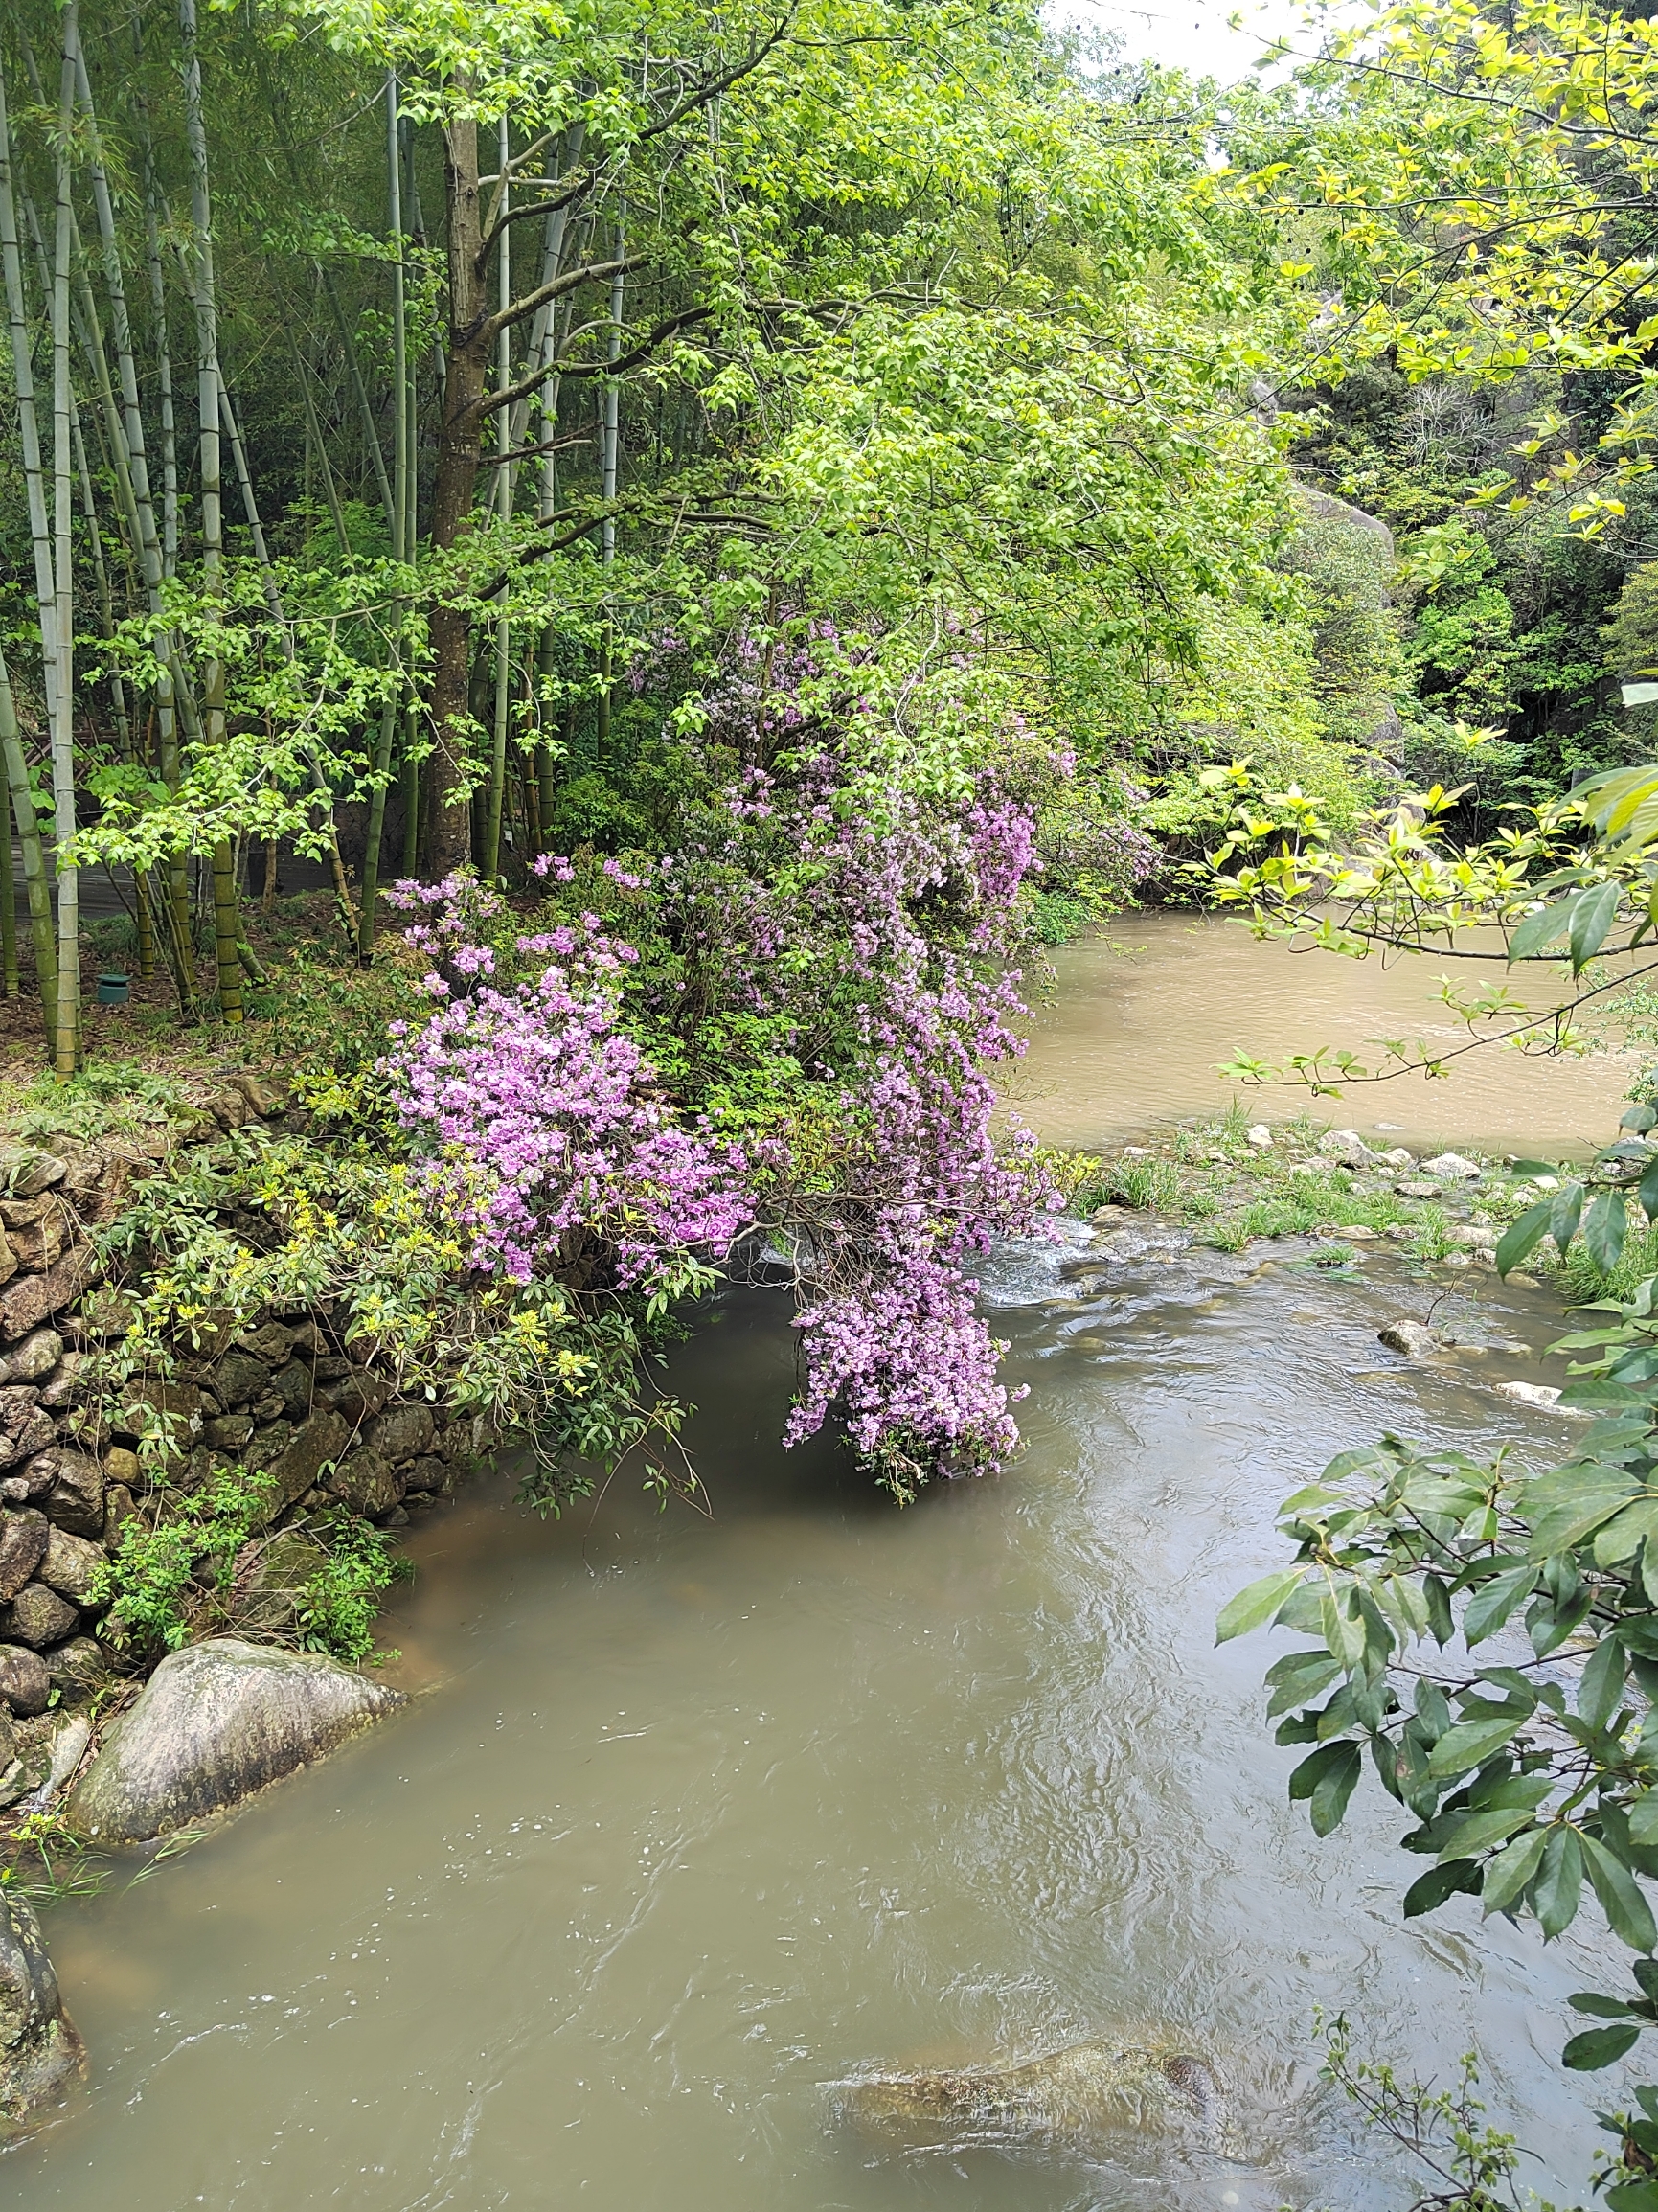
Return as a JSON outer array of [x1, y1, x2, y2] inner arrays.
[[1379, 1319, 1439, 1357], [0, 1646, 50, 1717], [0, 1890, 85, 2129], [1448, 1223, 1497, 1248], [257, 1411, 352, 1522], [0, 1331, 61, 1387], [0, 1512, 47, 1604], [40, 1451, 104, 1539], [1395, 1178, 1442, 1199], [1318, 1129, 1382, 1164], [212, 1350, 272, 1409], [65, 1637, 407, 1844], [327, 1448, 400, 1517], [37, 1529, 105, 1604], [1245, 1125, 1272, 1148], [43, 1638, 109, 1706], [1495, 1380, 1588, 1417], [0, 1245, 101, 1342], [367, 1403, 435, 1464], [1421, 1152, 1480, 1181], [0, 1391, 54, 1473], [1, 1585, 79, 1651]]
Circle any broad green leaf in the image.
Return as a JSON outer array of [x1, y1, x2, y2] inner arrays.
[[1404, 1858, 1479, 1917], [1482, 1826, 1549, 1914], [1289, 1741, 1363, 1836], [1216, 1566, 1306, 1644], [1436, 1805, 1539, 1861], [1580, 1636, 1630, 1732], [1427, 1713, 1526, 1776], [1570, 879, 1624, 972], [1584, 1188, 1630, 1276], [1624, 1107, 1658, 1134], [1424, 1573, 1453, 1645], [1641, 1159, 1658, 1224], [1632, 1792, 1658, 1849], [1309, 1743, 1363, 1836], [1605, 2181, 1658, 2212], [1527, 1480, 1642, 1560], [1595, 1500, 1658, 1567], [1534, 1826, 1584, 1938], [1508, 896, 1574, 962], [1563, 2022, 1643, 2070], [1496, 1198, 1554, 1275], [1264, 1651, 1342, 1719], [1550, 1183, 1584, 1254], [1583, 1833, 1658, 1951], [1462, 1562, 1537, 1645], [1570, 1991, 1641, 2018]]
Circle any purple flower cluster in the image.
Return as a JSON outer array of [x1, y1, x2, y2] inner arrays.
[[383, 899, 750, 1288], [379, 635, 1069, 1490]]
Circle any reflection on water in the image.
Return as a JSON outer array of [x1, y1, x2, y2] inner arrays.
[[1009, 913, 1642, 1155], [4, 1237, 1631, 2210]]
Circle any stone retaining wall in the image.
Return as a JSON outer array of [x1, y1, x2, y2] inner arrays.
[[0, 1071, 480, 1790]]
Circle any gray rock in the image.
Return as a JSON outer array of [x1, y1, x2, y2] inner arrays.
[[326, 1448, 401, 1517], [0, 1646, 49, 1716], [1449, 1223, 1497, 1249], [0, 1150, 65, 1199], [65, 1636, 406, 1845], [0, 1246, 101, 1342], [266, 1361, 315, 1420], [41, 1452, 104, 1540], [204, 1414, 254, 1452], [1495, 1380, 1588, 1417], [237, 1322, 295, 1367], [0, 1331, 61, 1387], [37, 1351, 84, 1408], [211, 1351, 271, 1408], [0, 1890, 85, 2129], [1395, 1178, 1442, 1199], [1421, 1152, 1480, 1181], [1379, 1320, 1439, 1357], [1, 1585, 79, 1651], [403, 1454, 448, 1494], [43, 1637, 109, 1707], [0, 1512, 47, 1604], [0, 1390, 54, 1472], [37, 1529, 104, 1604], [0, 1198, 69, 1274], [258, 1411, 351, 1523], [367, 1402, 435, 1465]]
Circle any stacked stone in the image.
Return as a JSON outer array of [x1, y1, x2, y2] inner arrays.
[[0, 1074, 484, 1747]]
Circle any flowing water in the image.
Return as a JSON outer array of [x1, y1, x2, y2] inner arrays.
[[1010, 912, 1643, 1156], [5, 921, 1641, 2209]]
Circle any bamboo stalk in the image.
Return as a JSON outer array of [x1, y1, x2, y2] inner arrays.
[[485, 117, 511, 883], [0, 647, 58, 1026], [358, 71, 408, 962], [49, 13, 79, 1077], [179, 0, 242, 1026]]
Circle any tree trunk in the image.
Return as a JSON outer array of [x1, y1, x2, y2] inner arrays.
[[427, 116, 490, 877]]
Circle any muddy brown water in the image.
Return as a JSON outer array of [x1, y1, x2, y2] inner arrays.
[[6, 920, 1643, 2209], [1011, 913, 1643, 1156]]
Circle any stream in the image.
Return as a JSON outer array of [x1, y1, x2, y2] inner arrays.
[[6, 917, 1645, 2208]]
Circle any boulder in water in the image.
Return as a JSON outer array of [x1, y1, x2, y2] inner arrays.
[[0, 1891, 84, 2130], [65, 1636, 406, 1845], [837, 2037, 1216, 2150], [1379, 1319, 1439, 1357]]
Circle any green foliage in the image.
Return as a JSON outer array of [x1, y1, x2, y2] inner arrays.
[[291, 1517, 411, 1663], [95, 1463, 282, 1656]]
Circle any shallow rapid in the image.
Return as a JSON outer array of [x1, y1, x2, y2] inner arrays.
[[5, 923, 1636, 2210]]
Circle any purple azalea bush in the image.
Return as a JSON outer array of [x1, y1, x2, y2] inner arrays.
[[378, 649, 1079, 1497]]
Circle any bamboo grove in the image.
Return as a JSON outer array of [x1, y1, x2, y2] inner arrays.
[[0, 0, 1316, 1074]]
